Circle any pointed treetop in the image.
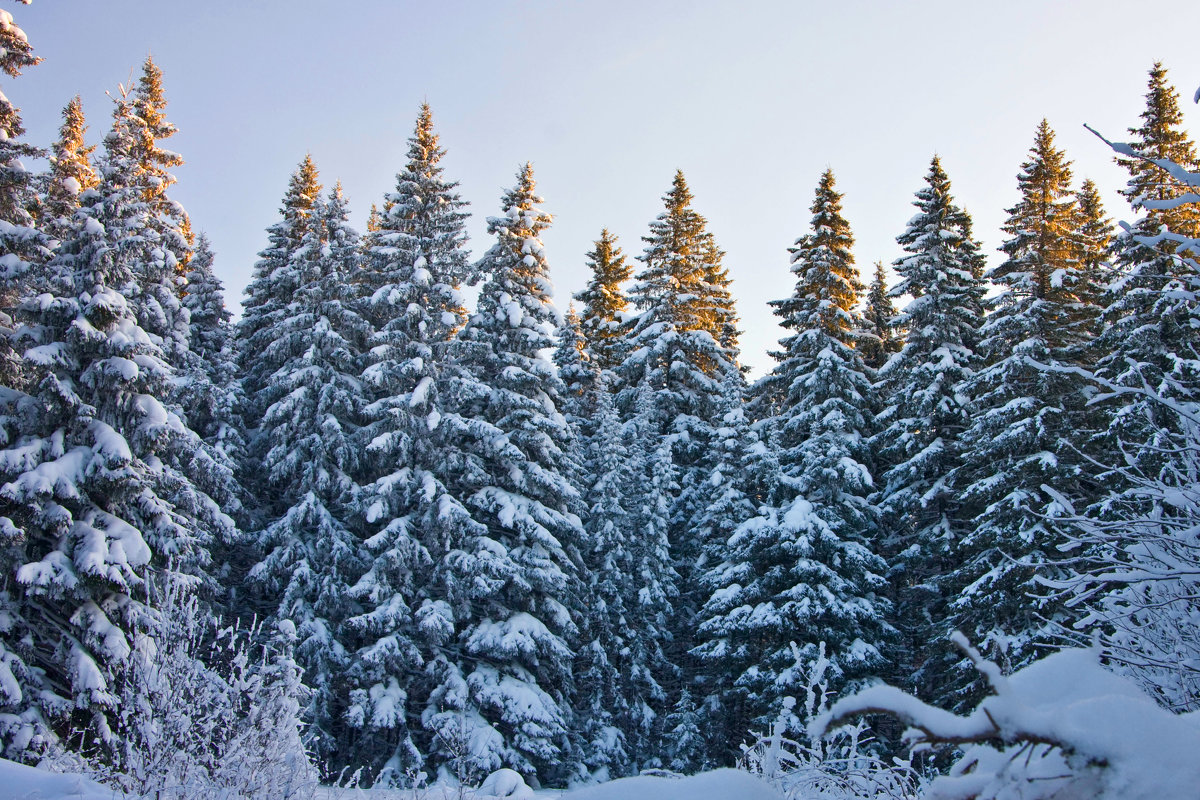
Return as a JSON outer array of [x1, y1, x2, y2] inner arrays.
[[861, 260, 897, 369], [1118, 62, 1200, 237], [778, 168, 860, 343], [44, 95, 99, 235], [575, 227, 631, 372], [995, 119, 1081, 302], [130, 54, 183, 200], [1076, 178, 1113, 274], [631, 169, 733, 350], [287, 154, 323, 219]]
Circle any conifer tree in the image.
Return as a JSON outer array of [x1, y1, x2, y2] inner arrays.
[[1091, 64, 1200, 493], [754, 169, 864, 419], [122, 57, 192, 369], [248, 186, 369, 774], [859, 261, 899, 369], [0, 7, 45, 389], [345, 105, 474, 782], [430, 164, 584, 783], [949, 122, 1101, 701], [871, 156, 987, 700], [1076, 179, 1114, 277], [0, 106, 211, 758], [42, 96, 98, 244], [238, 156, 323, 427], [697, 169, 888, 750], [615, 171, 741, 716], [572, 389, 633, 779], [574, 228, 632, 373], [1115, 62, 1200, 241]]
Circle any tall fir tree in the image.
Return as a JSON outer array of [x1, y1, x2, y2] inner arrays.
[[0, 102, 213, 759], [238, 155, 323, 433], [614, 172, 741, 732], [574, 228, 632, 374], [122, 57, 192, 370], [0, 7, 45, 389], [1115, 62, 1200, 241], [430, 164, 584, 784], [1092, 64, 1200, 494], [697, 169, 888, 751], [948, 122, 1102, 704], [247, 185, 370, 775], [345, 104, 475, 783], [871, 156, 988, 701]]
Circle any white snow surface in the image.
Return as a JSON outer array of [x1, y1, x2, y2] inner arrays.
[[559, 770, 781, 800], [3, 762, 780, 800], [2, 757, 120, 800]]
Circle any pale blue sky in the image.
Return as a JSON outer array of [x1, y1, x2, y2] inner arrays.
[[10, 1, 1200, 376]]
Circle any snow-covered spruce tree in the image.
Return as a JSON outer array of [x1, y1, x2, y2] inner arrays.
[[1115, 62, 1200, 240], [0, 7, 50, 758], [1089, 64, 1199, 499], [553, 304, 599, 440], [610, 384, 682, 771], [695, 169, 888, 755], [1039, 87, 1200, 712], [179, 233, 245, 470], [858, 261, 899, 370], [0, 7, 45, 390], [42, 96, 98, 245], [102, 94, 234, 582], [238, 155, 323, 432], [691, 369, 784, 762], [429, 164, 584, 785], [614, 171, 741, 754], [1077, 178, 1114, 278], [572, 388, 633, 779], [0, 107, 212, 758], [947, 121, 1102, 707], [661, 688, 706, 774], [246, 184, 369, 777], [345, 104, 475, 783], [574, 228, 632, 374], [121, 57, 192, 372], [871, 156, 988, 701]]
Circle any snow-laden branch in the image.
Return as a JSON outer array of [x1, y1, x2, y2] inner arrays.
[[812, 637, 1200, 800]]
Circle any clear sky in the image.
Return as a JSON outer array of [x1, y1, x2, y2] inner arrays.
[[9, 1, 1200, 376]]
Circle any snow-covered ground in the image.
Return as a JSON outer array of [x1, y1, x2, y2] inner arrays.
[[6, 761, 780, 800], [3, 757, 116, 800]]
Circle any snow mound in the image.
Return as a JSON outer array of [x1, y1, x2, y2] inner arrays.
[[561, 769, 782, 800], [0, 758, 122, 800], [478, 768, 533, 799]]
